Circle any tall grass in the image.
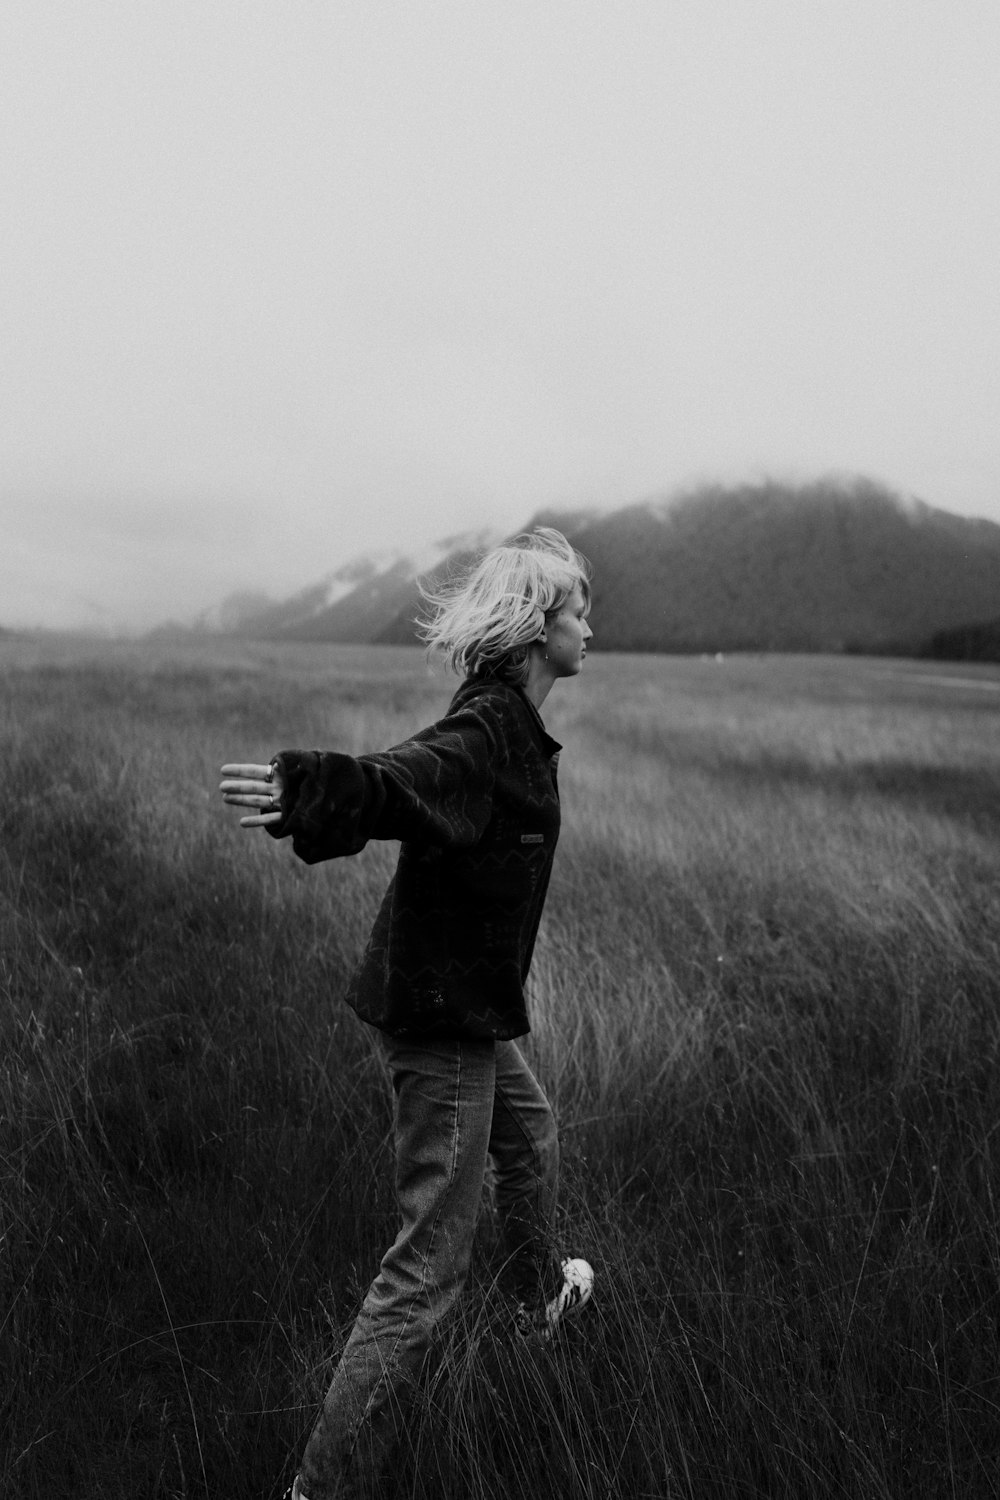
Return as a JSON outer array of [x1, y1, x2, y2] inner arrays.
[[2, 639, 999, 1497]]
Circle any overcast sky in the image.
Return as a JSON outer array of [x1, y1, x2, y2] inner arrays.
[[3, 1, 999, 631]]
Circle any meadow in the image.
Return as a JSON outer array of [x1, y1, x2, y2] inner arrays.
[[2, 635, 1000, 1499]]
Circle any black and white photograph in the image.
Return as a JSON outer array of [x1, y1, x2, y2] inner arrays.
[[3, 4, 999, 1496]]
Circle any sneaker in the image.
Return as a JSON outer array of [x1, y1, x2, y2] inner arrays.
[[543, 1257, 594, 1335], [510, 1257, 594, 1343]]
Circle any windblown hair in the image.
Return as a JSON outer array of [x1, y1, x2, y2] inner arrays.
[[418, 527, 592, 684]]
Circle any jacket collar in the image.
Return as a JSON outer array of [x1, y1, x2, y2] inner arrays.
[[455, 673, 562, 758], [512, 684, 562, 758]]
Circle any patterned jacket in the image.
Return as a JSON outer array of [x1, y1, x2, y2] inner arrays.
[[267, 674, 562, 1040]]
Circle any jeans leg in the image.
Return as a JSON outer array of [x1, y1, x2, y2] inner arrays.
[[298, 1034, 496, 1500], [488, 1041, 561, 1306]]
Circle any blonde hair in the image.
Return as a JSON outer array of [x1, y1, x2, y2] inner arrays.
[[418, 527, 592, 684]]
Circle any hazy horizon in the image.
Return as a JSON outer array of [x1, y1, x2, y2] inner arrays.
[[3, 2, 999, 632]]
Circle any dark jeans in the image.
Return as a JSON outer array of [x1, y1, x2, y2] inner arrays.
[[296, 1033, 560, 1500]]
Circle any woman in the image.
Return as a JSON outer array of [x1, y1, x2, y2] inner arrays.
[[220, 527, 594, 1500]]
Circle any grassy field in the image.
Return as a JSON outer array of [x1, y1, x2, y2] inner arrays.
[[2, 636, 1000, 1499]]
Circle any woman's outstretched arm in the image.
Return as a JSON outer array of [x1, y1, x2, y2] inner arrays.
[[217, 693, 509, 864]]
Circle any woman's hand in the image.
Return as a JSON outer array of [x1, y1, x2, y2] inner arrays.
[[219, 762, 286, 828]]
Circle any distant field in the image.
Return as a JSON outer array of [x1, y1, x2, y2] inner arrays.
[[2, 637, 1000, 1498]]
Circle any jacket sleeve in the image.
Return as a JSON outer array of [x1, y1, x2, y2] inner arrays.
[[266, 698, 508, 865]]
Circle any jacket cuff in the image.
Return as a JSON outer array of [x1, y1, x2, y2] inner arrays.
[[266, 749, 372, 863]]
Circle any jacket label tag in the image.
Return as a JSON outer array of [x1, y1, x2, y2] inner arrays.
[[521, 833, 544, 844]]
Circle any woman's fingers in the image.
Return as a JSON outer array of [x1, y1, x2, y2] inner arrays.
[[222, 791, 280, 808], [221, 762, 273, 780], [220, 766, 285, 796], [220, 761, 284, 825], [238, 810, 283, 828]]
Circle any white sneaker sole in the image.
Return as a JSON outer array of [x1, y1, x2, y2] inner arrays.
[[544, 1257, 594, 1335]]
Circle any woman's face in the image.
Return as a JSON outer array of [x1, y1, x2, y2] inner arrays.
[[542, 584, 592, 678]]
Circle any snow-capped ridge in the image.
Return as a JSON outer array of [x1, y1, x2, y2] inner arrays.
[[171, 477, 1000, 656]]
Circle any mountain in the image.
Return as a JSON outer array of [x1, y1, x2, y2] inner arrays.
[[207, 479, 1000, 656], [208, 529, 498, 644], [538, 478, 1000, 654], [923, 616, 1000, 664]]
